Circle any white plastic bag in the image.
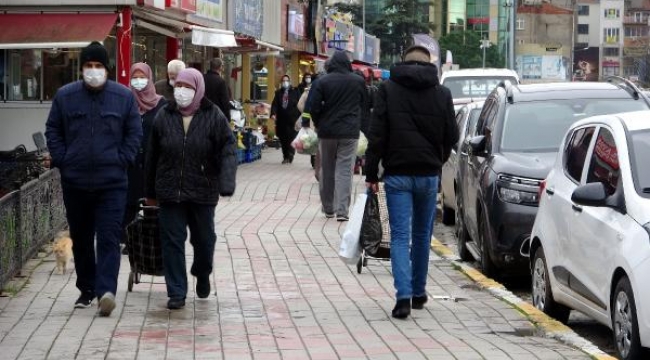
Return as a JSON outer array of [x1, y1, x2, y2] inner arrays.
[[291, 127, 319, 155], [339, 193, 366, 265], [357, 132, 368, 157]]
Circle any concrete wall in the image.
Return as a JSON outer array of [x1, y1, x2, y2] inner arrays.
[[0, 103, 50, 151]]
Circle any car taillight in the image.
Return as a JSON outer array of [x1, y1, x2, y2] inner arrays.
[[538, 180, 546, 203]]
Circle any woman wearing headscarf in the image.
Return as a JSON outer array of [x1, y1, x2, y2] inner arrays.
[[145, 68, 237, 310], [123, 63, 166, 251], [270, 74, 301, 164]]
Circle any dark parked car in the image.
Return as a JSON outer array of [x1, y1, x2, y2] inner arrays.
[[455, 79, 650, 277], [440, 101, 484, 225]]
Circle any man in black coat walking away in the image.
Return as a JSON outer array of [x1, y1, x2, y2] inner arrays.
[[204, 58, 231, 121], [365, 45, 458, 319], [305, 50, 367, 221]]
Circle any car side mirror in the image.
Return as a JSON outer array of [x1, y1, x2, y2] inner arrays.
[[571, 182, 608, 207], [469, 135, 486, 156]]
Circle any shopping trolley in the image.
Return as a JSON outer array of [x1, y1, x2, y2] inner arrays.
[[125, 200, 164, 291]]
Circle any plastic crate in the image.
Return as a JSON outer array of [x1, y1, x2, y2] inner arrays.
[[236, 149, 246, 164], [245, 144, 263, 163]]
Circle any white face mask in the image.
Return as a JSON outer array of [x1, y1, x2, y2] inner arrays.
[[169, 79, 176, 87], [282, 81, 290, 89], [174, 87, 196, 108], [130, 78, 148, 91], [305, 78, 311, 84], [83, 68, 107, 88]]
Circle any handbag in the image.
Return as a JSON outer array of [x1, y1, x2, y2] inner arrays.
[[360, 192, 382, 256]]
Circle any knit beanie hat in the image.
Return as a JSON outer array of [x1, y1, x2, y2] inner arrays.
[[80, 41, 109, 69]]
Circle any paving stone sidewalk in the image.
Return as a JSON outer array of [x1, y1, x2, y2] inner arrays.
[[0, 148, 591, 360]]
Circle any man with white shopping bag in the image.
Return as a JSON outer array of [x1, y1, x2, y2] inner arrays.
[[364, 45, 458, 319]]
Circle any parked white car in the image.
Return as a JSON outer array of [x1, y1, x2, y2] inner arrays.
[[440, 68, 519, 112], [440, 101, 484, 225], [529, 110, 650, 360]]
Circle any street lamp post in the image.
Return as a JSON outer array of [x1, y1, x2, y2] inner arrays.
[[480, 39, 491, 68]]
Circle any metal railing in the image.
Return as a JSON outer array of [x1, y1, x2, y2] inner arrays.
[[0, 169, 66, 289]]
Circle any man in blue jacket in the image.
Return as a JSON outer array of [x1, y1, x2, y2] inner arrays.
[[45, 41, 142, 317]]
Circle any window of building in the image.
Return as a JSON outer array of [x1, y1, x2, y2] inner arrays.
[[517, 39, 525, 45], [578, 5, 589, 16], [578, 24, 589, 34], [603, 47, 620, 56], [604, 9, 620, 19], [625, 27, 646, 37], [602, 66, 620, 76], [575, 42, 589, 49], [634, 12, 644, 22], [516, 18, 525, 30], [604, 28, 620, 43]]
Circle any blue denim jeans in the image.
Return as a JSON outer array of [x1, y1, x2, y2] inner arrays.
[[384, 175, 439, 300], [159, 202, 217, 300]]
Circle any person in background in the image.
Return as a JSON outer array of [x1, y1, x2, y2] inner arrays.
[[304, 50, 366, 221], [298, 72, 312, 94], [365, 45, 458, 319], [145, 68, 237, 310], [155, 59, 186, 101], [270, 75, 301, 164], [45, 41, 142, 316], [204, 58, 231, 121], [297, 73, 318, 170], [122, 63, 167, 254]]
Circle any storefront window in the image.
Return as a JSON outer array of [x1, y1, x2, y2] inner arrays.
[[5, 49, 41, 101], [42, 50, 80, 101]]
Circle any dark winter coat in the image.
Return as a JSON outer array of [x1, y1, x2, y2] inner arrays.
[[270, 86, 301, 132], [364, 61, 458, 183], [45, 80, 142, 190], [126, 97, 167, 206], [155, 79, 174, 102], [145, 97, 237, 205], [307, 51, 367, 139], [204, 70, 231, 121]]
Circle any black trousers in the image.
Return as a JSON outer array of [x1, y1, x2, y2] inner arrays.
[[276, 123, 297, 160], [62, 187, 126, 298]]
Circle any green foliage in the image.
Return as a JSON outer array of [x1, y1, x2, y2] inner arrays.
[[439, 31, 505, 69], [368, 0, 436, 67]]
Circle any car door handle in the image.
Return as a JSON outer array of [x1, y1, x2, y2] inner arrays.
[[572, 204, 583, 213], [545, 187, 555, 195]]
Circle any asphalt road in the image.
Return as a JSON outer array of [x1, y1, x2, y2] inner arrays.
[[432, 213, 619, 358]]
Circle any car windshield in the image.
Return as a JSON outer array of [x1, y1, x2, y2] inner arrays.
[[501, 99, 648, 152], [443, 76, 517, 98], [629, 130, 650, 198]]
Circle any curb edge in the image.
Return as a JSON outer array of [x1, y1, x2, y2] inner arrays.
[[431, 238, 617, 360]]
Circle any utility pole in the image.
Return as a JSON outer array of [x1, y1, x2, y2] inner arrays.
[[480, 39, 491, 68]]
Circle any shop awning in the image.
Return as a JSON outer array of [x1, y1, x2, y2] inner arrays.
[[190, 26, 237, 48], [0, 13, 117, 49]]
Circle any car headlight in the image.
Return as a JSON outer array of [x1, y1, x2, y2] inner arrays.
[[496, 174, 542, 206]]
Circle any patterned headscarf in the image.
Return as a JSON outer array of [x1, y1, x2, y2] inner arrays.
[[174, 68, 206, 116], [130, 63, 163, 115]]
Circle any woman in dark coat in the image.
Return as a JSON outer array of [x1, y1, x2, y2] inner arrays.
[[270, 75, 301, 164], [123, 63, 166, 250], [145, 68, 237, 310]]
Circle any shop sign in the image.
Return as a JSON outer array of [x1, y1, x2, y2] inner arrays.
[[467, 17, 489, 25], [196, 0, 223, 22], [288, 5, 305, 39], [363, 35, 380, 64], [602, 60, 620, 67], [143, 0, 165, 9], [572, 47, 599, 81], [353, 26, 364, 61], [234, 0, 264, 39], [325, 19, 352, 51], [169, 0, 196, 13]]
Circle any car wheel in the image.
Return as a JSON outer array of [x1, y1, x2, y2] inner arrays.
[[441, 191, 455, 225], [531, 246, 570, 323], [479, 213, 497, 278], [455, 196, 473, 261], [612, 277, 643, 360]]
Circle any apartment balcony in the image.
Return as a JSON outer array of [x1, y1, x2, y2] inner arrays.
[[624, 35, 650, 47], [624, 15, 649, 25]]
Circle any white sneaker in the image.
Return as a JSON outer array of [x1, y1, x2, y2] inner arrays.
[[98, 292, 116, 317]]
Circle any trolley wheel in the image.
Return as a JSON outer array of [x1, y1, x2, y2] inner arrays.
[[357, 256, 363, 274], [128, 272, 134, 292]]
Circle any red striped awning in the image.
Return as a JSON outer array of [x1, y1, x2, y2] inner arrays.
[[0, 13, 117, 49]]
